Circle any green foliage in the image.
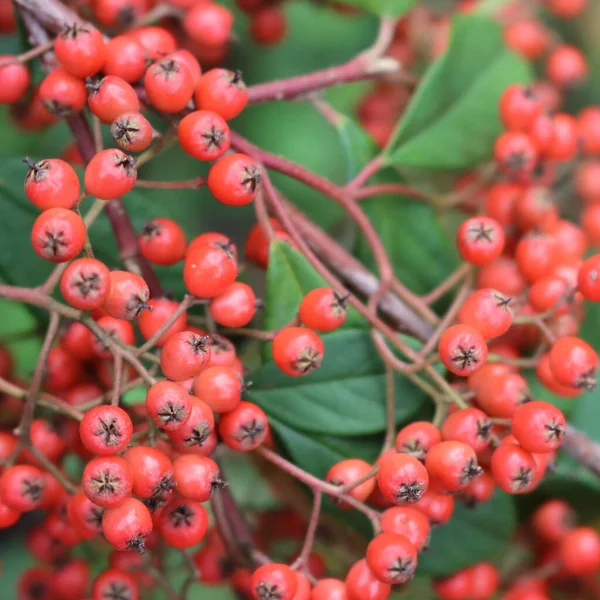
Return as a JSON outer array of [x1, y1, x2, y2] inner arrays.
[[418, 490, 517, 576], [384, 14, 533, 170], [331, 0, 416, 19]]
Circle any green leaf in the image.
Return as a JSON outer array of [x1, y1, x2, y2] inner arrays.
[[355, 198, 458, 295], [251, 328, 428, 436], [332, 0, 416, 17], [336, 114, 380, 182], [384, 15, 533, 170], [264, 241, 365, 331], [418, 490, 517, 576]]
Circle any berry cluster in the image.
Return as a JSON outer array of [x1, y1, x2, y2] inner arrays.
[[0, 0, 600, 599]]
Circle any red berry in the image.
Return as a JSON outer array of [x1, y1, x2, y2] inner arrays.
[[366, 532, 417, 584], [0, 57, 30, 104], [483, 182, 521, 227], [166, 49, 202, 86], [345, 559, 391, 600], [54, 23, 106, 78], [145, 380, 193, 430], [438, 324, 488, 377], [490, 443, 537, 494], [87, 75, 140, 124], [194, 68, 248, 121], [31, 207, 86, 263], [160, 497, 209, 549], [299, 287, 348, 332], [413, 490, 454, 525], [514, 185, 558, 232], [138, 218, 187, 266], [504, 18, 550, 61], [82, 455, 133, 508], [60, 257, 110, 310], [192, 365, 243, 413], [380, 506, 431, 551], [515, 232, 558, 283], [93, 568, 139, 600], [460, 470, 495, 507], [528, 112, 555, 156], [103, 35, 147, 83], [92, 0, 145, 26], [144, 58, 195, 113], [395, 421, 441, 461], [79, 405, 133, 455], [173, 454, 224, 502], [160, 331, 211, 380], [123, 445, 175, 499], [559, 527, 600, 575], [167, 396, 215, 452], [129, 26, 177, 59], [458, 289, 513, 340], [91, 315, 135, 359], [183, 3, 234, 47], [111, 111, 153, 153], [251, 563, 298, 600], [456, 217, 505, 266], [208, 153, 262, 206], [547, 113, 578, 161], [549, 336, 598, 390], [84, 148, 137, 200], [183, 240, 238, 298], [531, 499, 575, 543], [102, 270, 149, 320], [102, 497, 153, 552], [0, 465, 45, 512], [44, 346, 84, 391], [39, 67, 87, 117], [548, 0, 587, 18], [326, 458, 376, 506], [178, 110, 231, 161], [138, 297, 188, 347], [474, 371, 531, 418], [310, 579, 347, 600], [17, 567, 54, 600], [272, 327, 324, 377], [494, 131, 538, 180], [377, 452, 429, 504], [578, 254, 600, 301], [477, 258, 526, 296], [578, 107, 600, 154], [24, 157, 80, 211], [536, 351, 582, 398], [499, 85, 542, 131], [546, 45, 588, 87], [441, 408, 493, 453], [511, 400, 566, 453], [426, 441, 482, 492], [218, 400, 268, 451], [209, 282, 257, 328], [250, 7, 287, 45]]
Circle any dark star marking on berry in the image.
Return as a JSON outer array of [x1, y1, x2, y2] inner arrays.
[[256, 582, 283, 600], [236, 419, 264, 449], [23, 157, 49, 182], [94, 417, 122, 447], [28, 581, 48, 600], [388, 557, 415, 583], [468, 222, 495, 243], [43, 230, 68, 258], [476, 419, 492, 440], [127, 534, 147, 554], [157, 402, 186, 426], [294, 348, 321, 374], [90, 469, 121, 496], [396, 481, 425, 504], [86, 506, 104, 529], [112, 117, 141, 147], [401, 440, 427, 461], [511, 467, 532, 491], [61, 22, 90, 39], [189, 334, 209, 355], [22, 477, 43, 502], [74, 270, 101, 297], [105, 582, 132, 600], [576, 368, 597, 391], [202, 126, 227, 150], [544, 419, 565, 442], [241, 166, 261, 193], [451, 345, 479, 371], [493, 293, 512, 310], [154, 475, 177, 496], [169, 502, 195, 527], [459, 458, 483, 485], [184, 423, 211, 447]]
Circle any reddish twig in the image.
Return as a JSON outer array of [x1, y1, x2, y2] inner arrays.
[[135, 177, 206, 190]]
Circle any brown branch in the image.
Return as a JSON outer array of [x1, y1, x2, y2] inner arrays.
[[561, 425, 600, 478]]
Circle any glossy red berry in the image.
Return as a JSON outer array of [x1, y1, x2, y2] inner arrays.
[[458, 289, 513, 340], [60, 258, 110, 310], [137, 218, 187, 266], [87, 75, 140, 124], [474, 371, 531, 418], [17, 567, 55, 600], [0, 465, 45, 512], [377, 452, 429, 504], [91, 315, 135, 359], [345, 559, 391, 600], [195, 69, 248, 121], [0, 498, 20, 529], [183, 3, 234, 47], [395, 421, 441, 461], [44, 345, 84, 391], [272, 327, 324, 377], [111, 111, 153, 153], [457, 217, 504, 266], [161, 331, 211, 381], [494, 131, 538, 180], [511, 401, 566, 453], [426, 441, 482, 492], [55, 23, 106, 78], [528, 112, 555, 157], [209, 282, 257, 328], [39, 67, 87, 117], [102, 270, 149, 320], [549, 336, 598, 390], [559, 527, 600, 575], [531, 499, 575, 543], [504, 18, 550, 61], [490, 443, 537, 494], [477, 258, 526, 296], [578, 254, 600, 301], [166, 49, 202, 86], [129, 26, 177, 59], [144, 58, 194, 113], [413, 490, 454, 525], [84, 148, 137, 200], [380, 506, 430, 551], [208, 153, 262, 206], [184, 240, 238, 298], [159, 498, 209, 549], [24, 157, 80, 210], [79, 405, 133, 455], [92, 0, 145, 26], [499, 85, 541, 131], [102, 497, 153, 552], [441, 408, 493, 452], [146, 380, 193, 431], [326, 458, 376, 506], [219, 400, 268, 452], [167, 396, 215, 452], [366, 532, 417, 584], [82, 455, 133, 508], [460, 470, 495, 507], [103, 35, 146, 83], [250, 7, 287, 45], [31, 208, 86, 263], [0, 57, 30, 104], [515, 185, 558, 232], [438, 324, 488, 377], [299, 288, 349, 332], [123, 445, 175, 499], [93, 568, 139, 600], [310, 579, 347, 600], [251, 563, 298, 600], [546, 44, 588, 87], [192, 365, 243, 413], [138, 297, 188, 347], [547, 113, 578, 161], [51, 559, 90, 600], [178, 110, 231, 161], [172, 454, 224, 502]]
